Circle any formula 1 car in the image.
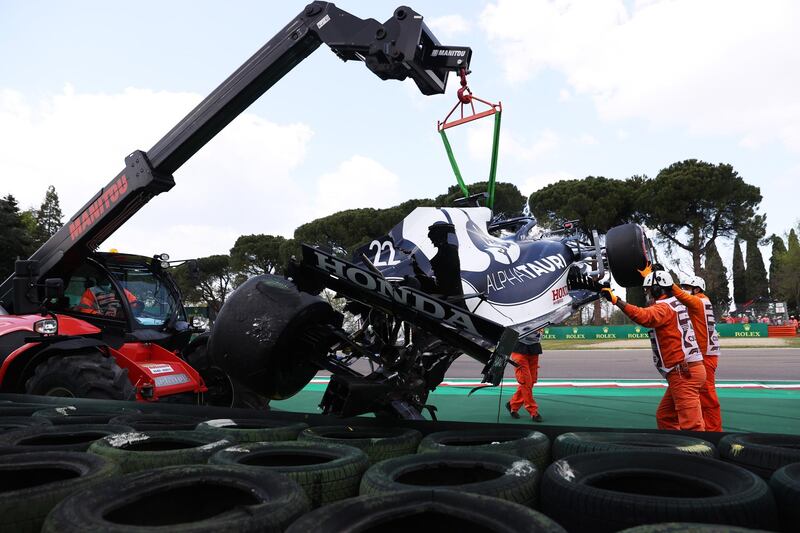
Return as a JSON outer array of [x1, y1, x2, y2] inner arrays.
[[209, 200, 651, 419]]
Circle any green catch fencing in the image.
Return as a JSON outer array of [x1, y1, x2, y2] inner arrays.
[[540, 323, 769, 340]]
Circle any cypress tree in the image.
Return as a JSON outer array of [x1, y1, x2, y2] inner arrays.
[[744, 238, 769, 301], [768, 235, 787, 300], [732, 238, 746, 305], [703, 241, 730, 317]]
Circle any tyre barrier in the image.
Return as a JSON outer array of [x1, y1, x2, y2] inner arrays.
[[298, 425, 422, 464], [540, 451, 780, 532], [286, 489, 566, 533], [553, 432, 717, 460], [0, 451, 119, 533], [33, 405, 140, 426], [418, 428, 550, 470], [0, 415, 53, 431], [769, 462, 800, 532], [196, 418, 309, 443], [0, 424, 135, 454], [360, 450, 540, 508], [42, 465, 310, 533], [719, 433, 800, 479], [617, 523, 772, 532], [210, 440, 370, 508], [110, 413, 207, 432], [0, 402, 63, 417], [88, 430, 234, 473]]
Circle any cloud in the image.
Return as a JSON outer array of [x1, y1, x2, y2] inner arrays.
[[0, 85, 313, 258], [467, 121, 560, 163], [480, 0, 800, 151], [426, 15, 471, 38], [521, 170, 577, 197], [313, 155, 402, 218]]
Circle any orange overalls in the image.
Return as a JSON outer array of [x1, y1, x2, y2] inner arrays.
[[509, 340, 541, 417], [622, 295, 706, 431], [673, 285, 723, 431], [78, 287, 137, 316]]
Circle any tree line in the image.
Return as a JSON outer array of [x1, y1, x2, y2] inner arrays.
[[3, 161, 798, 320]]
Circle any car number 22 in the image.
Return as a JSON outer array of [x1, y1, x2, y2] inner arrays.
[[369, 240, 401, 267]]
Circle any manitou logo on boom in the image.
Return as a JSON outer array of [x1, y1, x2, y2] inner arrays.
[[430, 49, 466, 57], [68, 175, 128, 241], [313, 251, 480, 337]]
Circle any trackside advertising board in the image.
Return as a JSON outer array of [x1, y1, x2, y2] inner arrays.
[[540, 324, 768, 340]]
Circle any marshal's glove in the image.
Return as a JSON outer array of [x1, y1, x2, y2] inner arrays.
[[600, 287, 618, 304]]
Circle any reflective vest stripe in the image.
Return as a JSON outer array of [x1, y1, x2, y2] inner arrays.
[[649, 297, 703, 377], [702, 296, 721, 357]]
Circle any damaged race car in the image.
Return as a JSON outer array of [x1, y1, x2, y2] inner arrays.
[[207, 197, 653, 420]]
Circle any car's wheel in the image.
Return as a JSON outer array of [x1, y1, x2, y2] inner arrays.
[[540, 451, 779, 532], [25, 351, 135, 401], [605, 223, 652, 288], [42, 465, 309, 533], [209, 275, 341, 400]]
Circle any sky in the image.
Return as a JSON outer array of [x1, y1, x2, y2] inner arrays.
[[1, 0, 798, 278]]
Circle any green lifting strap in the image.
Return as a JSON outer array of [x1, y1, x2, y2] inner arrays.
[[438, 109, 502, 210]]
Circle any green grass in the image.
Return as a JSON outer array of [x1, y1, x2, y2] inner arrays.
[[541, 339, 623, 350]]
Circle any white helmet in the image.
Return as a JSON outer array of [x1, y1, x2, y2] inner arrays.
[[681, 274, 706, 292], [643, 270, 673, 288]]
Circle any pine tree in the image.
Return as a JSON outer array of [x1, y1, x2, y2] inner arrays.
[[744, 238, 769, 301], [768, 235, 787, 299], [789, 229, 800, 255], [34, 185, 63, 245], [0, 195, 35, 278], [702, 241, 730, 317], [732, 238, 746, 305]]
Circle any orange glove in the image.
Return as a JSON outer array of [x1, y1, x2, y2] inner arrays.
[[638, 262, 652, 279], [600, 287, 618, 304]]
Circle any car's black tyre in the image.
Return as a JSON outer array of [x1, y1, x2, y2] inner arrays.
[[299, 425, 422, 464], [606, 223, 651, 287], [25, 351, 136, 400], [0, 424, 134, 454], [33, 405, 140, 425], [540, 451, 779, 532], [88, 430, 234, 473], [196, 418, 308, 443], [769, 462, 800, 532], [209, 275, 340, 400], [0, 415, 53, 431], [110, 413, 207, 431], [617, 523, 772, 532], [418, 428, 550, 470], [719, 433, 800, 479], [210, 440, 369, 508], [360, 451, 539, 507], [0, 451, 119, 533], [42, 465, 309, 533], [553, 432, 717, 460], [184, 337, 272, 410], [286, 489, 566, 533]]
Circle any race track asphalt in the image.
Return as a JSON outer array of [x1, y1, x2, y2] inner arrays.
[[445, 348, 800, 381]]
